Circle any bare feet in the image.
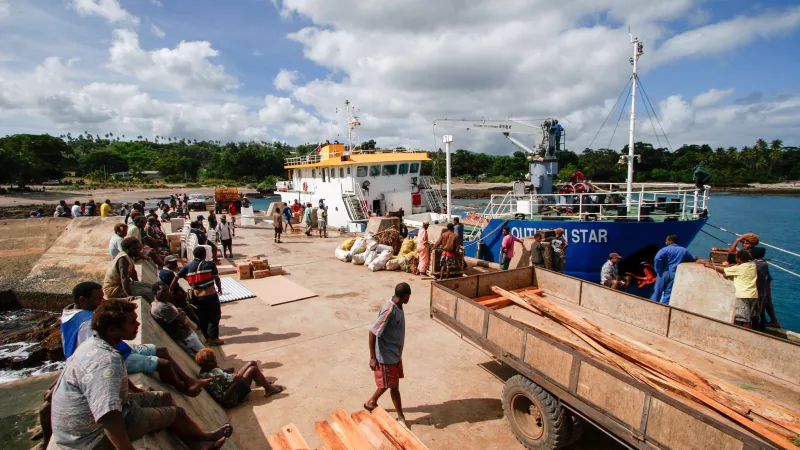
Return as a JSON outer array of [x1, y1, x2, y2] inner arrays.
[[208, 423, 233, 441], [364, 400, 378, 412], [397, 416, 409, 428], [208, 338, 225, 346], [199, 437, 227, 450], [264, 384, 285, 397], [185, 378, 212, 397]]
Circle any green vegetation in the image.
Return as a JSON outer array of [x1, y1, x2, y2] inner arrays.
[[0, 133, 797, 186]]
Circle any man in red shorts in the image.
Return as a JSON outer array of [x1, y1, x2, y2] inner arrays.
[[364, 282, 410, 426]]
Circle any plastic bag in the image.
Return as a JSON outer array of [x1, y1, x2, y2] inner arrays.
[[351, 252, 367, 265], [398, 238, 416, 257], [374, 244, 393, 254], [350, 237, 367, 255], [368, 249, 393, 271], [334, 248, 352, 262], [340, 238, 356, 250]]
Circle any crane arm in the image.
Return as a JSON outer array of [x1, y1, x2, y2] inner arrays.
[[434, 118, 540, 134]]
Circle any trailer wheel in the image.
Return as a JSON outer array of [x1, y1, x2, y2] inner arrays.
[[503, 375, 568, 450], [564, 413, 586, 446]]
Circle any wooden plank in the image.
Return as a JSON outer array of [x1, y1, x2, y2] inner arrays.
[[577, 363, 646, 428], [351, 411, 397, 450], [474, 294, 502, 303], [646, 398, 744, 450], [282, 423, 312, 450], [269, 432, 294, 450], [315, 421, 351, 450], [329, 421, 355, 450], [478, 297, 512, 309], [534, 269, 581, 303], [580, 282, 669, 336], [370, 407, 428, 450], [430, 287, 457, 317], [486, 314, 523, 358], [524, 333, 574, 387], [668, 309, 800, 385], [455, 298, 485, 334], [331, 409, 375, 450], [240, 275, 318, 306]]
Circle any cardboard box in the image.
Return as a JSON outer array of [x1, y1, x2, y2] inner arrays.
[[269, 265, 283, 276], [237, 263, 252, 280], [251, 261, 269, 271], [253, 269, 271, 279]]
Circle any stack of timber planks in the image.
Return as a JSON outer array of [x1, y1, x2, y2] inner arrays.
[[491, 285, 800, 450], [474, 287, 544, 310], [267, 406, 428, 450]]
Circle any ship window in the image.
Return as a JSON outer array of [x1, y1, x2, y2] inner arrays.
[[369, 165, 381, 177], [330, 167, 336, 179], [382, 164, 397, 176], [322, 168, 327, 182], [410, 163, 420, 173], [339, 168, 344, 178], [312, 169, 316, 178], [398, 163, 409, 175], [357, 166, 367, 177], [347, 167, 351, 175]]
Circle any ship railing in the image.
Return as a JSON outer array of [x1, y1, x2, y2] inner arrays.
[[466, 187, 710, 241], [284, 148, 428, 167], [419, 176, 445, 212], [285, 154, 322, 165]]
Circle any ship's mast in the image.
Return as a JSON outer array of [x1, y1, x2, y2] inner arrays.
[[626, 35, 643, 209], [342, 100, 360, 154]]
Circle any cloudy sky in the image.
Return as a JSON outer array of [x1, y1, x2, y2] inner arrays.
[[1, 0, 799, 154]]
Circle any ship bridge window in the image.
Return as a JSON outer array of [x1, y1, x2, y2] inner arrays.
[[369, 165, 381, 177], [382, 164, 397, 176], [330, 167, 336, 179], [357, 166, 368, 177], [410, 163, 420, 173], [398, 163, 409, 175], [347, 167, 351, 175], [312, 169, 316, 178], [339, 168, 344, 178]]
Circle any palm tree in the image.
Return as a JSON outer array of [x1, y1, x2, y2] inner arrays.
[[768, 139, 783, 175]]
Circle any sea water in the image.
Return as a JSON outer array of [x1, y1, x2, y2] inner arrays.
[[251, 195, 800, 332]]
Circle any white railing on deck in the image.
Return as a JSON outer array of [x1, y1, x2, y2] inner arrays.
[[465, 184, 710, 242]]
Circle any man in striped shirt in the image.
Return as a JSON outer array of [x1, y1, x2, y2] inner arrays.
[[363, 282, 410, 427], [177, 247, 224, 345]]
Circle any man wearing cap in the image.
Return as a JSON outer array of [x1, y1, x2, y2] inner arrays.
[[160, 256, 200, 327], [601, 253, 629, 290]]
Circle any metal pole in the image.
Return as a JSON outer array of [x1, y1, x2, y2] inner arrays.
[[627, 36, 642, 209], [443, 135, 453, 219]]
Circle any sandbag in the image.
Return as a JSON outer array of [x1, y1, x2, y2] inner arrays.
[[334, 248, 352, 262], [350, 237, 367, 254], [374, 244, 393, 254], [364, 248, 379, 266], [368, 249, 393, 272], [385, 258, 401, 271], [351, 252, 367, 265], [340, 238, 356, 250]]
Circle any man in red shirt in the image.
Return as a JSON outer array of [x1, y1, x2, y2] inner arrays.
[[227, 202, 236, 237]]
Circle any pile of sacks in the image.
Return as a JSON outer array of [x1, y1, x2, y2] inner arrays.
[[334, 232, 417, 272]]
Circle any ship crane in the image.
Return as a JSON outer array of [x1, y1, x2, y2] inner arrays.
[[433, 118, 564, 195]]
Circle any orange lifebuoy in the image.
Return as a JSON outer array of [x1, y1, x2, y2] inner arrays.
[[575, 182, 588, 193], [302, 182, 308, 191]]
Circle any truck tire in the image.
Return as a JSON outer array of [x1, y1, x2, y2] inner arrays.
[[563, 413, 586, 446], [503, 375, 568, 450]]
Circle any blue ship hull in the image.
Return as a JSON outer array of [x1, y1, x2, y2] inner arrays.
[[464, 217, 707, 283]]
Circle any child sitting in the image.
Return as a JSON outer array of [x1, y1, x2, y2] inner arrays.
[[195, 349, 284, 408]]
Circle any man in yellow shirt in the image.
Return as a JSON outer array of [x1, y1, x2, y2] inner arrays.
[[100, 199, 112, 216], [707, 250, 759, 328]]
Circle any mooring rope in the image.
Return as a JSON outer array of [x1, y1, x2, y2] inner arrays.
[[705, 223, 800, 258]]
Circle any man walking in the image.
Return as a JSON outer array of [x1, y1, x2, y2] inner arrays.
[[453, 216, 464, 246], [303, 202, 313, 236], [317, 203, 328, 238], [364, 282, 410, 427], [272, 207, 284, 243], [282, 203, 295, 231], [215, 215, 234, 258], [178, 246, 225, 345], [416, 220, 430, 275], [651, 235, 696, 304]]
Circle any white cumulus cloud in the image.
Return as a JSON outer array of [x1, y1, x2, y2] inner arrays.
[[150, 24, 165, 38], [107, 29, 240, 95], [693, 88, 734, 107], [72, 0, 139, 25]]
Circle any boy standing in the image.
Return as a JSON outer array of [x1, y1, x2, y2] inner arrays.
[[530, 232, 545, 268], [707, 250, 759, 328]]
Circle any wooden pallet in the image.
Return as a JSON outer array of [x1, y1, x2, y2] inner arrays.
[[267, 407, 428, 450]]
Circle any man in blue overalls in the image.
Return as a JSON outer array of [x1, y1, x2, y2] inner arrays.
[[651, 235, 696, 304]]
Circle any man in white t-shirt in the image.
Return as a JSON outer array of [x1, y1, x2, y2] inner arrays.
[[316, 204, 327, 238], [215, 215, 233, 258], [71, 201, 82, 217]]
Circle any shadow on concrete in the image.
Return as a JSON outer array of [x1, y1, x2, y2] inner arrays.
[[219, 328, 301, 345], [226, 387, 290, 450], [402, 398, 504, 429], [478, 360, 518, 382]]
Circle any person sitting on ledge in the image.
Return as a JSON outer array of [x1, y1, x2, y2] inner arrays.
[[151, 282, 206, 357], [51, 299, 232, 450], [195, 348, 284, 408]]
